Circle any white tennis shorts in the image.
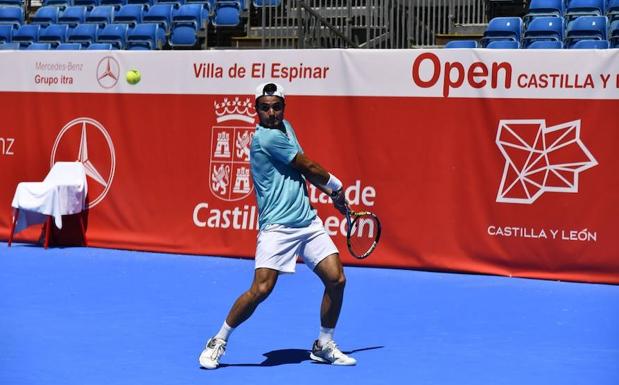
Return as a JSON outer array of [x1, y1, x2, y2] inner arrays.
[[255, 216, 338, 273]]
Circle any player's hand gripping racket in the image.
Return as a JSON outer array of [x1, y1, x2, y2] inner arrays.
[[344, 204, 381, 259]]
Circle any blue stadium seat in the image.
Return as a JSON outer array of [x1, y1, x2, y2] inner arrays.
[[158, 0, 185, 9], [143, 4, 174, 32], [56, 42, 83, 49], [42, 0, 70, 8], [97, 22, 128, 48], [607, 0, 619, 23], [481, 17, 522, 47], [486, 40, 521, 48], [565, 15, 607, 47], [173, 3, 204, 27], [58, 6, 89, 27], [526, 40, 563, 48], [39, 24, 70, 46], [67, 23, 99, 47], [23, 42, 53, 50], [184, 0, 211, 17], [610, 20, 619, 47], [444, 40, 479, 48], [87, 42, 114, 49], [114, 4, 144, 25], [0, 24, 13, 43], [0, 0, 23, 6], [99, 0, 127, 9], [253, 0, 281, 6], [569, 39, 609, 48], [31, 6, 61, 27], [212, 1, 241, 26], [0, 41, 19, 49], [12, 24, 41, 47], [73, 0, 100, 9], [126, 0, 154, 8], [86, 5, 115, 26], [565, 0, 605, 22], [523, 16, 564, 47], [184, 0, 210, 5], [169, 22, 198, 47], [523, 0, 564, 25], [0, 6, 24, 28], [126, 22, 162, 49]]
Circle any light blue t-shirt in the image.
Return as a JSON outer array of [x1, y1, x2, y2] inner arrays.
[[251, 120, 316, 230]]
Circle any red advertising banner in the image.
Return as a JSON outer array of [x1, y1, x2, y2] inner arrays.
[[1, 50, 618, 284]]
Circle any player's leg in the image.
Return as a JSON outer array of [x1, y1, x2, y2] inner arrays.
[[226, 267, 279, 327], [300, 217, 357, 366], [199, 268, 278, 369], [200, 223, 299, 369], [310, 254, 356, 365], [313, 253, 346, 329]]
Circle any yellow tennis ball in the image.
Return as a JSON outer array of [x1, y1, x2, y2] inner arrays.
[[126, 69, 141, 85]]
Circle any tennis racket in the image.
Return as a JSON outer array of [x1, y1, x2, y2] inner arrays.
[[345, 205, 381, 259]]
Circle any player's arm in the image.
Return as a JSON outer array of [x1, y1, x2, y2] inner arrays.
[[291, 152, 348, 214]]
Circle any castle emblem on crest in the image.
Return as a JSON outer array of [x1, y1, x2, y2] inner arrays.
[[209, 97, 257, 201]]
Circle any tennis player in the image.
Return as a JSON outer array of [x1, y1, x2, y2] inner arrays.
[[199, 82, 357, 369]]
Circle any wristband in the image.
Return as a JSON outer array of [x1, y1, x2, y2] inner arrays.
[[330, 189, 342, 198], [324, 173, 343, 194]]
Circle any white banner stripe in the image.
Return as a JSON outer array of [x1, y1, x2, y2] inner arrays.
[[1, 49, 618, 99]]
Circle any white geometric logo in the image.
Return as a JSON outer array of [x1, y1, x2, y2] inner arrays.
[[496, 119, 597, 204], [50, 117, 116, 208]]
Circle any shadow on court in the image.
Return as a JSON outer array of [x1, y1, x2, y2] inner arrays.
[[215, 346, 384, 368]]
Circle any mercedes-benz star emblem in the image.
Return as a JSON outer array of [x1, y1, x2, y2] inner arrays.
[[51, 117, 116, 208], [96, 56, 120, 89]]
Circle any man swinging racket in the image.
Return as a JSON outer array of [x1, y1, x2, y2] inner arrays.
[[199, 82, 357, 369]]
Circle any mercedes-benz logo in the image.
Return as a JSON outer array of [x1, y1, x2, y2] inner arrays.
[[50, 117, 116, 208], [96, 56, 120, 89]]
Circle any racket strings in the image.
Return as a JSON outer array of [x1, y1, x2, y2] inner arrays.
[[348, 215, 379, 258]]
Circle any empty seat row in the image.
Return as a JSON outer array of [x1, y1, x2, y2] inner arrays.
[[0, 41, 113, 49], [0, 0, 245, 8], [446, 15, 619, 48], [0, 22, 166, 49], [525, 0, 619, 23], [37, 0, 247, 17], [34, 4, 206, 31], [0, 3, 239, 29], [481, 15, 618, 48], [39, 0, 229, 10], [446, 38, 616, 48]]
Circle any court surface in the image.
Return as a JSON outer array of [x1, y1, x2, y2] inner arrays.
[[1, 242, 618, 385]]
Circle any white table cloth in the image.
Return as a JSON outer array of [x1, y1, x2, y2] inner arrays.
[[11, 162, 87, 234]]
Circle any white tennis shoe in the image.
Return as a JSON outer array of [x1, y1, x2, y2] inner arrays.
[[310, 340, 357, 366], [199, 338, 226, 369]]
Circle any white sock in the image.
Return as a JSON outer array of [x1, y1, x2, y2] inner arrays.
[[214, 321, 235, 341], [318, 327, 335, 346]]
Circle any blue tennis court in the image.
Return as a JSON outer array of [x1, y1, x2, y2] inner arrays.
[[1, 242, 618, 385]]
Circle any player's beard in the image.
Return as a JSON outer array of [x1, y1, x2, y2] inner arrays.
[[260, 116, 283, 129]]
